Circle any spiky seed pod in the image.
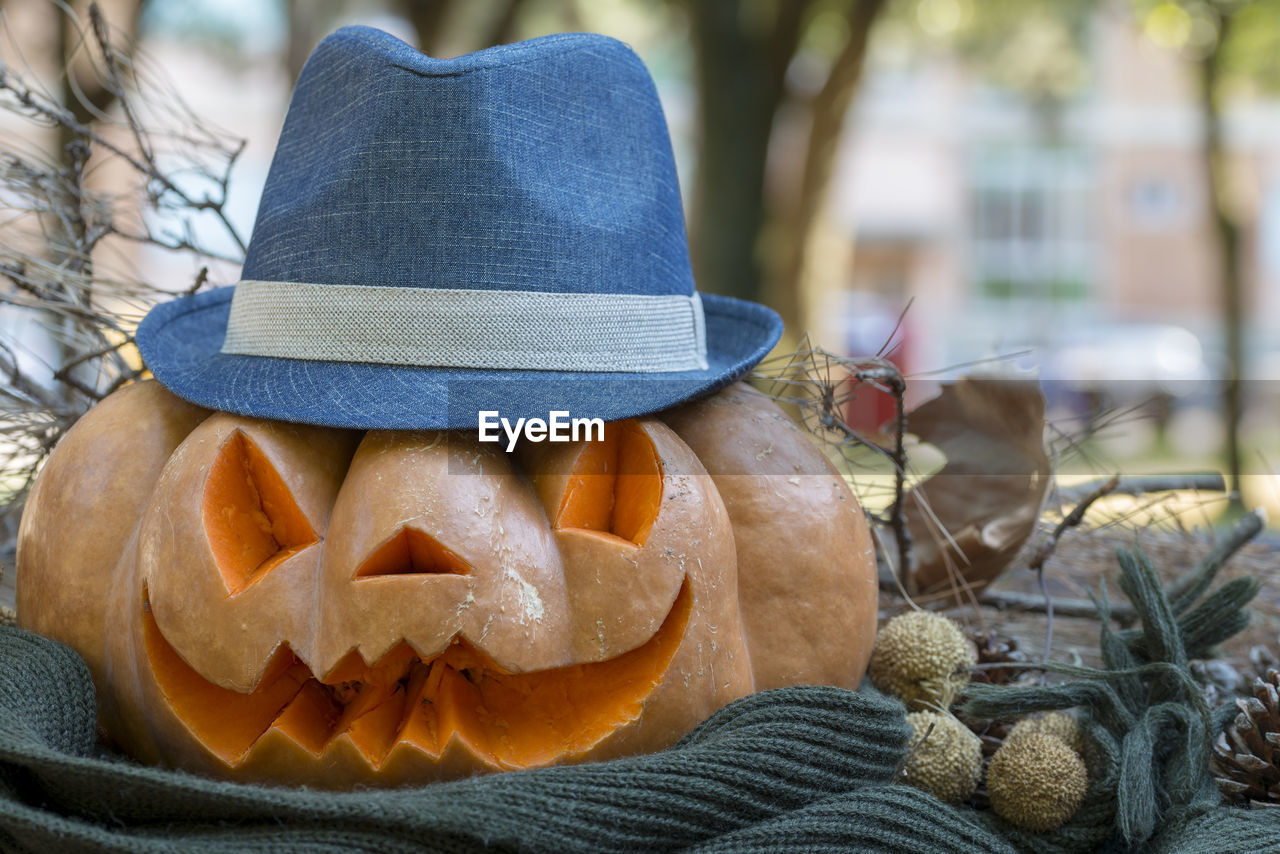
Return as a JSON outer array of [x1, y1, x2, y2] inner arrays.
[[869, 611, 976, 710], [1006, 711, 1084, 755], [903, 710, 984, 804], [1212, 668, 1280, 808], [987, 732, 1088, 832]]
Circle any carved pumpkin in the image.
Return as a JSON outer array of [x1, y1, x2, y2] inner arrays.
[[16, 381, 876, 787]]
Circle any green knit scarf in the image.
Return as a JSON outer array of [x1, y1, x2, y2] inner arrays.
[[2, 545, 1278, 852], [0, 624, 1009, 854]]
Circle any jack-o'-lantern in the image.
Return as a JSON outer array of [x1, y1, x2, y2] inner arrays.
[[16, 381, 877, 787]]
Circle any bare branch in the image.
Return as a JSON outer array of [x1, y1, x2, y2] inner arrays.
[[1056, 473, 1227, 505], [0, 1, 248, 534], [1027, 475, 1121, 572], [980, 508, 1267, 621], [751, 337, 916, 589]]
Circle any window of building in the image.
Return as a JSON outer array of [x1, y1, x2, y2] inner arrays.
[[970, 146, 1095, 305], [1127, 177, 1186, 231]]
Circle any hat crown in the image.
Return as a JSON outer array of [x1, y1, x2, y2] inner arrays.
[[242, 27, 694, 298]]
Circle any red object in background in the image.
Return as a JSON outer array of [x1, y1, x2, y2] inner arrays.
[[843, 368, 903, 438], [842, 296, 910, 438]]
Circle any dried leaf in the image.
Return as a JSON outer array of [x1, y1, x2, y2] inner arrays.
[[899, 374, 1050, 595]]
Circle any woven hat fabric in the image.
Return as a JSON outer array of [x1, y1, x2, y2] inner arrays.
[[135, 27, 782, 430]]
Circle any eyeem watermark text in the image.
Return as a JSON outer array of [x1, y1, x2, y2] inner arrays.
[[478, 410, 605, 452]]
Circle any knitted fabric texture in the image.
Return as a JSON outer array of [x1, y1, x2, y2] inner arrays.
[[4, 547, 1279, 852], [0, 624, 1022, 854]]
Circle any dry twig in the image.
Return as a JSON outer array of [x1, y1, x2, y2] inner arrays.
[[751, 336, 913, 580], [1027, 474, 1120, 667], [0, 1, 245, 532], [1056, 473, 1227, 505], [980, 507, 1266, 622]]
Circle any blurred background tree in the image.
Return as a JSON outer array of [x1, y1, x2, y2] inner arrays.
[[1120, 0, 1280, 512], [674, 0, 888, 344], [874, 0, 1280, 512]]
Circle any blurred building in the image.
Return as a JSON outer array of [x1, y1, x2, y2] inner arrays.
[[834, 7, 1280, 409]]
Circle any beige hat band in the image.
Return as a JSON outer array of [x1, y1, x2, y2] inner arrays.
[[221, 281, 710, 373]]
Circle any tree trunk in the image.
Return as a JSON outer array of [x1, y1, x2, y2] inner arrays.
[[1196, 13, 1246, 514], [483, 0, 527, 47], [398, 0, 455, 56], [684, 0, 808, 303], [54, 1, 144, 401], [58, 0, 144, 152], [398, 0, 527, 57], [771, 0, 886, 340]]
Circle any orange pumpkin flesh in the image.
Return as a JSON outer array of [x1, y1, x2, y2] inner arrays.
[[17, 380, 876, 787], [555, 420, 663, 546], [205, 429, 322, 593], [143, 582, 691, 771]]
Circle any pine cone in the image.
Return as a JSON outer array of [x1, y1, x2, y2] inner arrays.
[[961, 633, 1028, 808], [1192, 658, 1244, 708], [968, 718, 1013, 759], [970, 632, 1028, 687], [1212, 668, 1280, 809], [1250, 643, 1278, 680]]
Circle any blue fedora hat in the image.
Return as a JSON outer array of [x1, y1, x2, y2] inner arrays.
[[136, 26, 782, 430]]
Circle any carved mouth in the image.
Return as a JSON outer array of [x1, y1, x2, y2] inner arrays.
[[142, 580, 691, 771]]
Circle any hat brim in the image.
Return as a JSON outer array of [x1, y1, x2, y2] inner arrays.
[[136, 288, 783, 430]]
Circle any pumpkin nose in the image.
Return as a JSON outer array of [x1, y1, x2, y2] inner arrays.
[[355, 527, 473, 577]]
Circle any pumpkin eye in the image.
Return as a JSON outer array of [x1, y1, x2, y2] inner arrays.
[[355, 528, 473, 578], [555, 420, 662, 546], [204, 430, 319, 594]]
